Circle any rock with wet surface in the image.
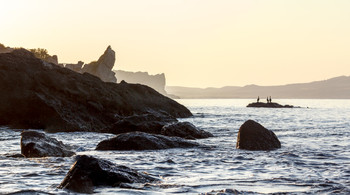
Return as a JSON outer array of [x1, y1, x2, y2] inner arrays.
[[161, 122, 214, 139], [96, 131, 200, 150], [21, 131, 75, 157], [59, 155, 157, 193], [101, 113, 177, 135], [236, 120, 281, 150]]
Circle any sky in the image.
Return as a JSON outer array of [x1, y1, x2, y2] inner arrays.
[[1, 0, 350, 88]]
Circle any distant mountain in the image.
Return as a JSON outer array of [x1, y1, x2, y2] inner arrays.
[[166, 76, 350, 99]]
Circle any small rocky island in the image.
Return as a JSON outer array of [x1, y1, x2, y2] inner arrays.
[[247, 102, 297, 108]]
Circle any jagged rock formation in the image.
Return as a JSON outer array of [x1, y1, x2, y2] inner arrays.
[[115, 70, 166, 95], [59, 155, 157, 193], [21, 131, 75, 157], [64, 46, 116, 82], [0, 49, 192, 132], [95, 131, 200, 150], [236, 120, 281, 150]]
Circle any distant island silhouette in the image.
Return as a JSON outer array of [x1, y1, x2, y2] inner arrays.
[[166, 76, 350, 99]]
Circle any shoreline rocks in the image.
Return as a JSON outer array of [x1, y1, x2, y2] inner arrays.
[[21, 131, 75, 157], [96, 131, 200, 150], [59, 155, 157, 193], [236, 120, 281, 150], [0, 49, 192, 132]]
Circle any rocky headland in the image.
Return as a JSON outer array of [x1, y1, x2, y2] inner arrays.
[[0, 48, 192, 132]]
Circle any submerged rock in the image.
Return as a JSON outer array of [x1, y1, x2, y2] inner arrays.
[[81, 46, 116, 83], [96, 131, 200, 150], [161, 122, 213, 139], [59, 155, 157, 193], [236, 120, 281, 150], [0, 49, 192, 132], [21, 131, 75, 157]]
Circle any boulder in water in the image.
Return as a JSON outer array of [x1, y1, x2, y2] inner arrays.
[[58, 155, 157, 193], [101, 113, 177, 135], [161, 122, 213, 139], [96, 131, 200, 150], [236, 120, 281, 150], [21, 131, 75, 157]]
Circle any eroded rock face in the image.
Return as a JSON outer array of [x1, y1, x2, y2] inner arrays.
[[96, 131, 200, 150], [0, 49, 192, 132], [115, 70, 167, 95], [59, 155, 157, 193], [236, 120, 281, 150], [21, 131, 75, 157], [161, 122, 214, 139], [81, 46, 116, 83]]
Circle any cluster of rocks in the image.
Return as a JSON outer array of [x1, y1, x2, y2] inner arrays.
[[16, 117, 281, 193], [18, 123, 209, 193], [1, 48, 283, 193]]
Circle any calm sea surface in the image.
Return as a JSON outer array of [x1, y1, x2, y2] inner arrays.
[[1, 99, 349, 194]]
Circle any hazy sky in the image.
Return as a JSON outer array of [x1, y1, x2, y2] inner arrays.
[[2, 0, 350, 87]]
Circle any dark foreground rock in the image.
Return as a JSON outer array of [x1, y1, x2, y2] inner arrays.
[[96, 131, 200, 150], [247, 102, 296, 108], [161, 122, 213, 139], [21, 131, 75, 157], [236, 120, 281, 150], [101, 113, 177, 135], [0, 49, 192, 132], [59, 155, 157, 193]]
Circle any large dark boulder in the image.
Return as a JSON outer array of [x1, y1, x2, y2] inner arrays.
[[59, 155, 157, 193], [96, 131, 200, 150], [101, 113, 177, 135], [21, 131, 75, 157], [161, 122, 213, 139], [0, 49, 192, 132], [236, 120, 281, 150]]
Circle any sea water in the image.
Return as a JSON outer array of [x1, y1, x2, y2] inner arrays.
[[0, 99, 349, 194]]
